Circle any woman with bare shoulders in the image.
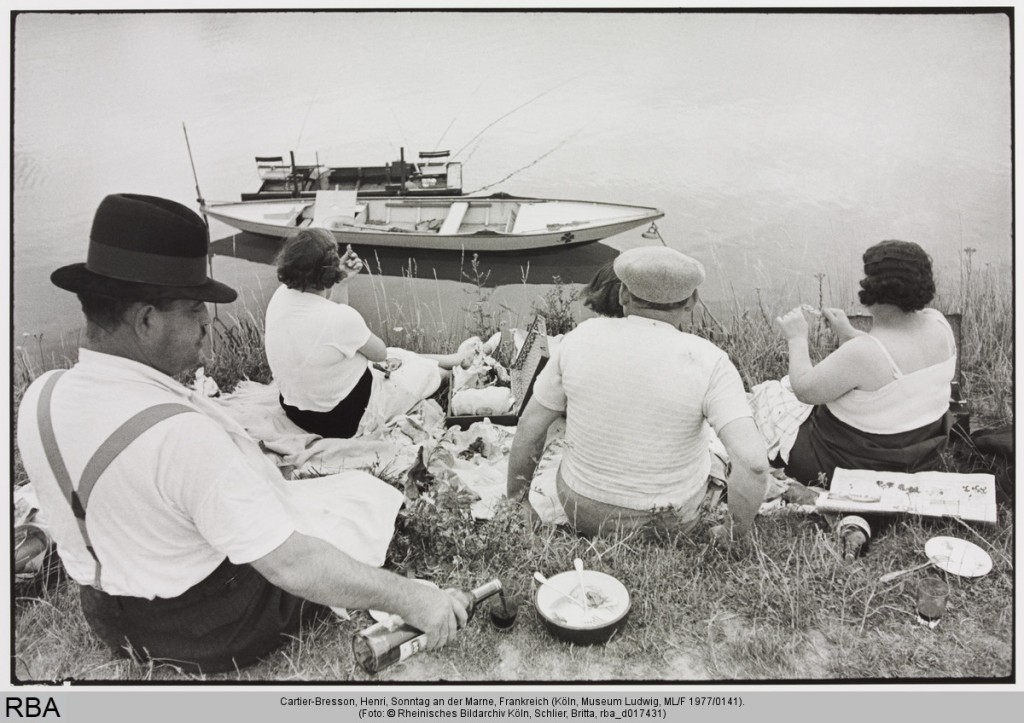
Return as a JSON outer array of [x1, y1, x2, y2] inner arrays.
[[772, 240, 957, 486]]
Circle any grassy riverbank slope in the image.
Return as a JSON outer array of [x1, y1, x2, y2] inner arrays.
[[11, 258, 1014, 682]]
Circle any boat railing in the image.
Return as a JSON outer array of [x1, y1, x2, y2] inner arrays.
[[383, 199, 491, 208]]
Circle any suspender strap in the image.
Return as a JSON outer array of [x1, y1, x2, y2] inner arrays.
[[35, 370, 195, 590], [37, 372, 73, 506], [78, 403, 197, 511]]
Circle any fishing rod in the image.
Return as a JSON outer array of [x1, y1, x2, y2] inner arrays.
[[182, 122, 221, 355], [182, 122, 204, 206], [452, 73, 584, 161]]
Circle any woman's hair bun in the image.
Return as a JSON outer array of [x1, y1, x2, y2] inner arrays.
[[320, 265, 344, 288]]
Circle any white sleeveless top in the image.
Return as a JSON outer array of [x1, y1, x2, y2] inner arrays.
[[826, 309, 956, 434]]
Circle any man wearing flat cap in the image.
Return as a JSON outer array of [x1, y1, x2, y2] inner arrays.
[[508, 246, 768, 541], [16, 194, 468, 673]]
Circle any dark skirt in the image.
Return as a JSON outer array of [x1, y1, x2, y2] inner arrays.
[[783, 405, 953, 487], [79, 557, 324, 674], [280, 367, 374, 439]]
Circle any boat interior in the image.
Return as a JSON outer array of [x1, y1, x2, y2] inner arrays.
[[261, 192, 639, 236], [296, 193, 519, 235]]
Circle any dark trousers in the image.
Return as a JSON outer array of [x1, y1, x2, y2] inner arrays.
[[784, 405, 952, 487], [280, 367, 374, 439], [79, 558, 325, 674]]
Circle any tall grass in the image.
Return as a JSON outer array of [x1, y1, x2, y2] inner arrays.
[[948, 252, 1014, 425]]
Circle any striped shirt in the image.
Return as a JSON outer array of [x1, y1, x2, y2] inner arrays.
[[531, 315, 753, 515]]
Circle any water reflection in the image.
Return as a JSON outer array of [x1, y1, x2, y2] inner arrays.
[[210, 231, 619, 286]]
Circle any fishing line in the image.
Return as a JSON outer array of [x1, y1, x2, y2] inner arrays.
[[452, 73, 584, 160], [435, 78, 486, 151], [389, 107, 409, 152], [466, 129, 583, 194], [294, 90, 319, 151]]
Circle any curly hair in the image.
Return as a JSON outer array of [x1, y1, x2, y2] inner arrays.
[[857, 239, 935, 312], [581, 262, 624, 318], [275, 228, 344, 292]]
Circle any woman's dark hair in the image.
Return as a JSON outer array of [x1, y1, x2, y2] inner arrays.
[[857, 240, 935, 312], [582, 262, 624, 318], [275, 228, 344, 292]]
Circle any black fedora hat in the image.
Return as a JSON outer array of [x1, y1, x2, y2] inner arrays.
[[51, 193, 237, 304]]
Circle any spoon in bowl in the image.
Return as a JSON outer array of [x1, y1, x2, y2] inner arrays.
[[533, 572, 588, 610], [574, 558, 591, 615]]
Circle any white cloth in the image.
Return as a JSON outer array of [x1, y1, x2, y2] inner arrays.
[[214, 379, 511, 521], [265, 285, 373, 412], [531, 315, 753, 519], [826, 309, 957, 434], [749, 376, 813, 463], [277, 470, 405, 568], [528, 418, 570, 525], [356, 348, 443, 437], [214, 378, 433, 476]]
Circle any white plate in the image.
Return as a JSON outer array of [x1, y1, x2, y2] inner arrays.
[[368, 579, 440, 623], [925, 536, 993, 578]]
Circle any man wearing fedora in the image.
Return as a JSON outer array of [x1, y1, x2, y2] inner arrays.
[[507, 246, 768, 541], [16, 194, 468, 673]]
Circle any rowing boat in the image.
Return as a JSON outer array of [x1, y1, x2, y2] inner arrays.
[[202, 191, 663, 252]]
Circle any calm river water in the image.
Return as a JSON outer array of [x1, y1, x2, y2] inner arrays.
[[11, 11, 1012, 356]]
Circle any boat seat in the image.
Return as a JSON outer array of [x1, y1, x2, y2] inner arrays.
[[311, 190, 358, 229], [438, 201, 469, 235]]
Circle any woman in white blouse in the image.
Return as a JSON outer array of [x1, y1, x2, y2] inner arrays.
[[264, 228, 466, 438]]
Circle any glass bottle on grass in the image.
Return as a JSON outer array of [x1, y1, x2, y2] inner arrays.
[[838, 515, 871, 563], [353, 579, 505, 674]]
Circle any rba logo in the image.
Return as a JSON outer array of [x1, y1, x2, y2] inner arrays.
[[5, 697, 61, 717]]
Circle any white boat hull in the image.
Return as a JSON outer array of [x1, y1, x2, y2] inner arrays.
[[202, 195, 663, 253]]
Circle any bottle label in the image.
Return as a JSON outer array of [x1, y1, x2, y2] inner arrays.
[[397, 634, 428, 662]]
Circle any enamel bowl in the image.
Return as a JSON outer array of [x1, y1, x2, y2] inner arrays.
[[534, 570, 630, 645]]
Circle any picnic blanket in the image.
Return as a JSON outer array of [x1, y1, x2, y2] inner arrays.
[[218, 377, 515, 518]]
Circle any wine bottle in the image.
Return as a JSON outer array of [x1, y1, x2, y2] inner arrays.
[[352, 579, 503, 674]]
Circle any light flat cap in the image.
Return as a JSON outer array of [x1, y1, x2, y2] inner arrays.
[[613, 246, 706, 304]]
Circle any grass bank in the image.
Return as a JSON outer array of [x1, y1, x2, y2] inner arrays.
[[11, 257, 1014, 683]]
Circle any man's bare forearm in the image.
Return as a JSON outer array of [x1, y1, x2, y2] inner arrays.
[[725, 463, 767, 536], [253, 533, 421, 615], [506, 432, 545, 502]]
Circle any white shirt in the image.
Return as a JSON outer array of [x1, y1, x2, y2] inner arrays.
[[16, 350, 295, 599], [532, 315, 753, 517], [264, 285, 373, 412]]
